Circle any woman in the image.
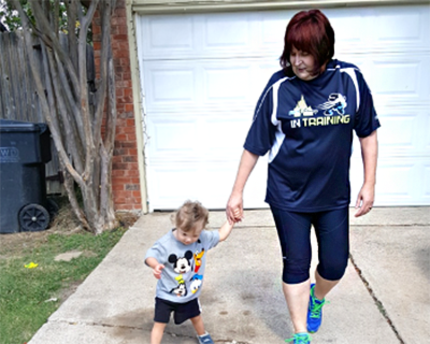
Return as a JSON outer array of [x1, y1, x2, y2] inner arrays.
[[226, 9, 379, 344]]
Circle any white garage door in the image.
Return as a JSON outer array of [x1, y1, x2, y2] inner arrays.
[[136, 5, 430, 211]]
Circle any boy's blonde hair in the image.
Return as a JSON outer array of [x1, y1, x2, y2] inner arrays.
[[174, 200, 209, 232]]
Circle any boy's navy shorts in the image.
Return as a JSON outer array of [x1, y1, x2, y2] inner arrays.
[[154, 297, 201, 324]]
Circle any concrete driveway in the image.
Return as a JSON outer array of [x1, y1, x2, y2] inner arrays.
[[28, 207, 430, 344]]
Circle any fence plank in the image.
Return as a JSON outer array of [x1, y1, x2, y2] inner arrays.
[[0, 31, 62, 194], [0, 33, 13, 119], [0, 31, 94, 196]]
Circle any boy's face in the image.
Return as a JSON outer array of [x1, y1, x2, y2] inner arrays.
[[174, 221, 204, 245]]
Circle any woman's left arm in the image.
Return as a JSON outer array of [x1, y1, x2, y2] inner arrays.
[[355, 130, 378, 217]]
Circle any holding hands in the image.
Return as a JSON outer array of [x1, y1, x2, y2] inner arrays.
[[226, 192, 244, 224]]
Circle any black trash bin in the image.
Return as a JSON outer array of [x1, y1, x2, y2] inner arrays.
[[0, 119, 52, 233]]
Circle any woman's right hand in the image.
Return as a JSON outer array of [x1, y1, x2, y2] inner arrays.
[[226, 191, 244, 224]]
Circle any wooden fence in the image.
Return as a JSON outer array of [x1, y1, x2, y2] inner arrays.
[[0, 31, 95, 195]]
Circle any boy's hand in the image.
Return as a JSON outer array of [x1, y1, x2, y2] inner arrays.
[[153, 264, 165, 279]]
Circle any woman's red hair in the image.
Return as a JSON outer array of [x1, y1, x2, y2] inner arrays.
[[280, 9, 335, 77]]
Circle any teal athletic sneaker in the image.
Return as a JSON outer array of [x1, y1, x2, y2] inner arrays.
[[307, 283, 328, 333], [285, 332, 311, 343], [197, 332, 214, 344]]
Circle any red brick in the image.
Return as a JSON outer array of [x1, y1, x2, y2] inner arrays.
[[111, 17, 127, 26], [118, 25, 128, 35], [114, 7, 126, 17], [113, 34, 128, 41], [126, 169, 139, 176], [126, 118, 135, 127], [117, 80, 132, 88], [112, 184, 124, 191], [116, 103, 125, 112], [112, 162, 129, 170], [122, 127, 135, 134], [115, 133, 127, 141], [116, 0, 126, 7], [124, 155, 137, 163], [125, 184, 139, 191], [127, 133, 136, 142]]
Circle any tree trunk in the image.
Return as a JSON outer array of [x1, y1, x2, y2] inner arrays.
[[12, 0, 119, 233]]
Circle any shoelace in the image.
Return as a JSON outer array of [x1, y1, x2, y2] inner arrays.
[[285, 333, 312, 343], [309, 298, 327, 318]]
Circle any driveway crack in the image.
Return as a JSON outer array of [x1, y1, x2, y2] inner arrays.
[[349, 254, 405, 344]]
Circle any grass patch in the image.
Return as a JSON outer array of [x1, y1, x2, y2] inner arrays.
[[0, 227, 127, 344]]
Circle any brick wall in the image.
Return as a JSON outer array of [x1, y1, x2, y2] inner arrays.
[[93, 0, 142, 212]]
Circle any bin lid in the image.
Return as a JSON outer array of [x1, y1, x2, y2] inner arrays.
[[0, 119, 47, 133]]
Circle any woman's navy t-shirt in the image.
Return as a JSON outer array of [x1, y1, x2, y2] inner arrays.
[[244, 59, 381, 212]]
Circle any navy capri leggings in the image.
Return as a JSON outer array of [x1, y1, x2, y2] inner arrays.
[[271, 206, 349, 284]]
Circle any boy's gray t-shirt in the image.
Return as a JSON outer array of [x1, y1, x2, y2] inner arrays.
[[145, 229, 220, 303]]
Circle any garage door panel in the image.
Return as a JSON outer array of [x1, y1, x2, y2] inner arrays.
[[147, 165, 201, 210], [204, 66, 250, 101], [329, 11, 365, 45], [377, 163, 416, 202], [203, 118, 249, 154], [379, 115, 415, 150], [146, 119, 197, 154], [372, 10, 423, 42], [371, 58, 428, 98], [261, 12, 293, 45], [144, 65, 197, 104], [377, 110, 429, 157], [372, 60, 419, 97], [147, 161, 266, 210], [377, 163, 414, 199], [149, 17, 193, 49], [143, 59, 279, 112], [204, 14, 251, 48], [329, 6, 430, 53], [377, 159, 430, 204], [146, 115, 249, 159], [351, 157, 429, 205], [138, 15, 195, 59]]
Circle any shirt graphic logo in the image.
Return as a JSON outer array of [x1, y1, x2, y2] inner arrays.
[[289, 95, 318, 117], [289, 94, 350, 129], [318, 93, 347, 116]]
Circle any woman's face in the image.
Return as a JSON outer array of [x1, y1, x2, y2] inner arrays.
[[290, 46, 317, 81]]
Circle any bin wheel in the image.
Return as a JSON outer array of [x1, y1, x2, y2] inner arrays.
[[19, 204, 50, 232]]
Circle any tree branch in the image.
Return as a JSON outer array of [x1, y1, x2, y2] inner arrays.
[[12, 0, 83, 187]]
